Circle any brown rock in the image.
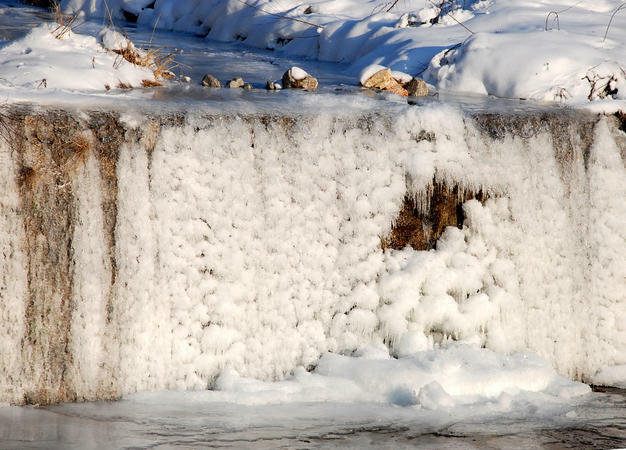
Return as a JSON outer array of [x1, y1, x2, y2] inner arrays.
[[404, 77, 428, 97], [282, 69, 318, 89], [362, 68, 392, 89], [201, 74, 221, 88], [362, 68, 408, 95], [386, 78, 408, 96], [228, 77, 245, 88]]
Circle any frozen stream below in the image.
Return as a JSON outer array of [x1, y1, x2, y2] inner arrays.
[[1, 388, 625, 449]]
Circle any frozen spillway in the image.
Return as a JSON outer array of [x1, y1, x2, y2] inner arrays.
[[0, 105, 624, 404]]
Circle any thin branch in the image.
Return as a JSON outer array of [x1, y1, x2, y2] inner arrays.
[[603, 2, 626, 42], [234, 0, 323, 29], [428, 0, 474, 35], [149, 14, 161, 48], [545, 0, 584, 31], [387, 0, 400, 12], [545, 11, 560, 31]]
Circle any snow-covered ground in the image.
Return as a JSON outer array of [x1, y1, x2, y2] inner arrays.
[[0, 0, 625, 109]]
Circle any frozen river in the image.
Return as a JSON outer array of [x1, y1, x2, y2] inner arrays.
[[1, 388, 625, 449]]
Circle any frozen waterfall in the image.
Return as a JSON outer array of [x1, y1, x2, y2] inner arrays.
[[0, 104, 624, 405]]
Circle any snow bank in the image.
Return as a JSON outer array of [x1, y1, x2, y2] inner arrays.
[[0, 23, 156, 91], [212, 343, 590, 408], [60, 0, 626, 104]]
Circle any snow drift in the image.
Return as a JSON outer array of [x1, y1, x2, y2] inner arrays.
[[60, 0, 626, 105], [0, 104, 624, 405]]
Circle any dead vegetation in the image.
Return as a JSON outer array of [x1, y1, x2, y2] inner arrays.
[[51, 3, 81, 40], [48, 1, 179, 89], [108, 32, 179, 88], [0, 107, 21, 145], [583, 64, 625, 100]]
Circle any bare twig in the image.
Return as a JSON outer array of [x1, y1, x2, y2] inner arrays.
[[427, 0, 474, 34], [545, 11, 560, 31], [51, 4, 82, 39], [603, 2, 626, 42], [386, 0, 400, 12], [149, 14, 161, 48], [545, 0, 585, 31], [234, 0, 323, 29], [0, 107, 21, 146]]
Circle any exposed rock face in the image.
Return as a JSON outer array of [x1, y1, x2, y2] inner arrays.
[[382, 182, 487, 251], [201, 74, 221, 88], [282, 68, 318, 89], [405, 77, 428, 97]]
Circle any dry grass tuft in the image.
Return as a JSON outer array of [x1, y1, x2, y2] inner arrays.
[[112, 45, 154, 68], [51, 3, 81, 40], [117, 81, 132, 89], [112, 43, 179, 84], [152, 50, 178, 80], [141, 79, 164, 88]]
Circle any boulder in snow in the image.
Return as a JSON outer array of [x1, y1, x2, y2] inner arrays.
[[282, 67, 318, 89], [360, 67, 408, 96], [404, 77, 428, 97], [228, 76, 244, 88], [201, 74, 221, 88]]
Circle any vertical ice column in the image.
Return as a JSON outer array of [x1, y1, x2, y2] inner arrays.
[[66, 150, 114, 400], [0, 140, 28, 404], [585, 119, 626, 375], [114, 141, 165, 392]]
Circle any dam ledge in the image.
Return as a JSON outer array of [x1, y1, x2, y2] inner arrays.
[[0, 97, 624, 406]]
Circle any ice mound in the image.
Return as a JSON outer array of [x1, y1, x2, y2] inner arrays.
[[209, 343, 590, 409]]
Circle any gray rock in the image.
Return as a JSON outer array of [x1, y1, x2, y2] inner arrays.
[[201, 74, 221, 88], [228, 77, 245, 88], [404, 77, 428, 97]]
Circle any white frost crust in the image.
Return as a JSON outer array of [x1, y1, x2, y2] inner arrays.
[[0, 139, 28, 403], [1, 106, 624, 402]]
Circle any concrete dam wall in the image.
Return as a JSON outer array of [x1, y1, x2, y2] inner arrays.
[[0, 104, 624, 405]]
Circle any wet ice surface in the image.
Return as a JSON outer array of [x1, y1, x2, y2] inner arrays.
[[1, 389, 624, 449]]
